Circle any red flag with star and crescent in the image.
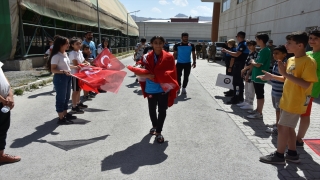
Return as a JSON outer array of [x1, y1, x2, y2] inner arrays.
[[93, 48, 125, 70], [72, 50, 127, 93]]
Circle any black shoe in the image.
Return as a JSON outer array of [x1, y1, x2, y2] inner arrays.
[[296, 140, 304, 147], [83, 95, 92, 101], [98, 89, 107, 93], [57, 117, 74, 125], [226, 98, 240, 105], [77, 103, 88, 109], [71, 106, 85, 114], [65, 113, 77, 120], [89, 92, 97, 98], [224, 90, 234, 94], [224, 92, 234, 97]]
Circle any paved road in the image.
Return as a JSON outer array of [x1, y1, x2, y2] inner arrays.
[[0, 55, 293, 180]]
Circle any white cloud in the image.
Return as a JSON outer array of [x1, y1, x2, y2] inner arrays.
[[191, 9, 198, 15], [172, 0, 188, 7], [191, 6, 212, 16], [159, 0, 170, 5], [170, 8, 175, 10], [151, 7, 162, 13]]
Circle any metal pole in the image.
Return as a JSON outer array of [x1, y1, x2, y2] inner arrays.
[[97, 0, 101, 44], [18, 5, 26, 59], [144, 23, 145, 38], [139, 21, 141, 39], [127, 13, 129, 52]]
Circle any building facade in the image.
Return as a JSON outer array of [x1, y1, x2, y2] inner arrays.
[[136, 18, 212, 43], [202, 0, 320, 45]]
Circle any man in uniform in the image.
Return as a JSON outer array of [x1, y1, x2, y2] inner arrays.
[[208, 43, 217, 62], [222, 31, 249, 104], [195, 42, 202, 59], [201, 42, 207, 60]]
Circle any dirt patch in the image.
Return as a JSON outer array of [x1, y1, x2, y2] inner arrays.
[[4, 68, 52, 87]]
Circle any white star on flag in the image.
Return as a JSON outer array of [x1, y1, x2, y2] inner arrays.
[[108, 63, 112, 68]]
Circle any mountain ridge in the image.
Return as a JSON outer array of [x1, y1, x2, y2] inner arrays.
[[131, 13, 212, 22]]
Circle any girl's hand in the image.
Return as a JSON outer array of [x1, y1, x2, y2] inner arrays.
[[61, 70, 71, 76], [147, 74, 155, 80]]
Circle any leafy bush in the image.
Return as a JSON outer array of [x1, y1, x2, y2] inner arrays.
[[14, 89, 24, 95]]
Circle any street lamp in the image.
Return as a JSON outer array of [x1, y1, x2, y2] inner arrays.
[[127, 10, 140, 52], [96, 0, 101, 44]]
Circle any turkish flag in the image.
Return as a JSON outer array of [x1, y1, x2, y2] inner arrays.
[[72, 65, 127, 93], [93, 49, 125, 71], [127, 65, 150, 74]]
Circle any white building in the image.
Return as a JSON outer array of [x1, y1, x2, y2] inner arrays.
[[136, 18, 212, 43], [202, 0, 320, 45]]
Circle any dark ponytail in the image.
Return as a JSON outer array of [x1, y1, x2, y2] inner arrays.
[[46, 36, 68, 72]]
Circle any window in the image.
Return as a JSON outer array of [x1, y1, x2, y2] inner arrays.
[[219, 36, 227, 42], [306, 26, 318, 33], [237, 0, 245, 4], [257, 31, 272, 39], [222, 0, 231, 12]]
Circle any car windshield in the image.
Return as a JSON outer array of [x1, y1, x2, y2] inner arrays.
[[215, 43, 225, 47]]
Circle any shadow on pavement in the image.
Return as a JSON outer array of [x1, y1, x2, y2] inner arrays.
[[273, 147, 320, 179], [10, 118, 58, 148], [133, 89, 143, 96], [47, 135, 109, 151], [84, 108, 109, 113], [101, 134, 168, 174], [174, 94, 191, 104], [28, 91, 55, 99], [126, 81, 140, 88], [10, 118, 90, 148]]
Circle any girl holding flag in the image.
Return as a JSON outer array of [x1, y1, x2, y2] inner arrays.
[[47, 36, 79, 125], [131, 36, 179, 143], [69, 37, 89, 114]]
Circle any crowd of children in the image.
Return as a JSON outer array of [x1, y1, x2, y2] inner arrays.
[[222, 28, 320, 165], [45, 33, 110, 125]]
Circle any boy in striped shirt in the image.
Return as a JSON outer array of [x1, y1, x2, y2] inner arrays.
[[265, 45, 288, 134]]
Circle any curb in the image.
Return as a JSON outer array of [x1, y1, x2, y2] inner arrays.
[[12, 53, 133, 95]]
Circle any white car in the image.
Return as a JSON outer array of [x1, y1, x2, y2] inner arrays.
[[169, 44, 174, 52]]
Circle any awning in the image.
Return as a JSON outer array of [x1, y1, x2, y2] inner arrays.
[[19, 0, 139, 36]]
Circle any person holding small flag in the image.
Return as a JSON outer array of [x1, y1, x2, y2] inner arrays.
[[130, 36, 179, 143]]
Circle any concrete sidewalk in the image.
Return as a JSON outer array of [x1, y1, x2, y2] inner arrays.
[[192, 59, 320, 180]]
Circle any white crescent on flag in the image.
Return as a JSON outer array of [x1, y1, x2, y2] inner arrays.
[[101, 55, 109, 67]]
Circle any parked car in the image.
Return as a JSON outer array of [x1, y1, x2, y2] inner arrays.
[[206, 42, 225, 59], [169, 43, 174, 52]]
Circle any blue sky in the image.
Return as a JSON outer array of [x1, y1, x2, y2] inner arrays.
[[118, 0, 214, 19]]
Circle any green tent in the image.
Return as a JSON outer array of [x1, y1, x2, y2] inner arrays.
[[1, 0, 139, 61]]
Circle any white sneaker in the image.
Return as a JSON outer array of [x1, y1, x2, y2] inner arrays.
[[237, 102, 248, 106], [247, 112, 263, 119], [266, 127, 278, 134], [182, 88, 187, 94], [247, 109, 256, 114], [240, 104, 253, 110], [265, 123, 276, 128]]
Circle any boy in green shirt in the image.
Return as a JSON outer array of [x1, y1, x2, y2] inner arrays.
[[296, 28, 320, 147], [247, 33, 271, 119]]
